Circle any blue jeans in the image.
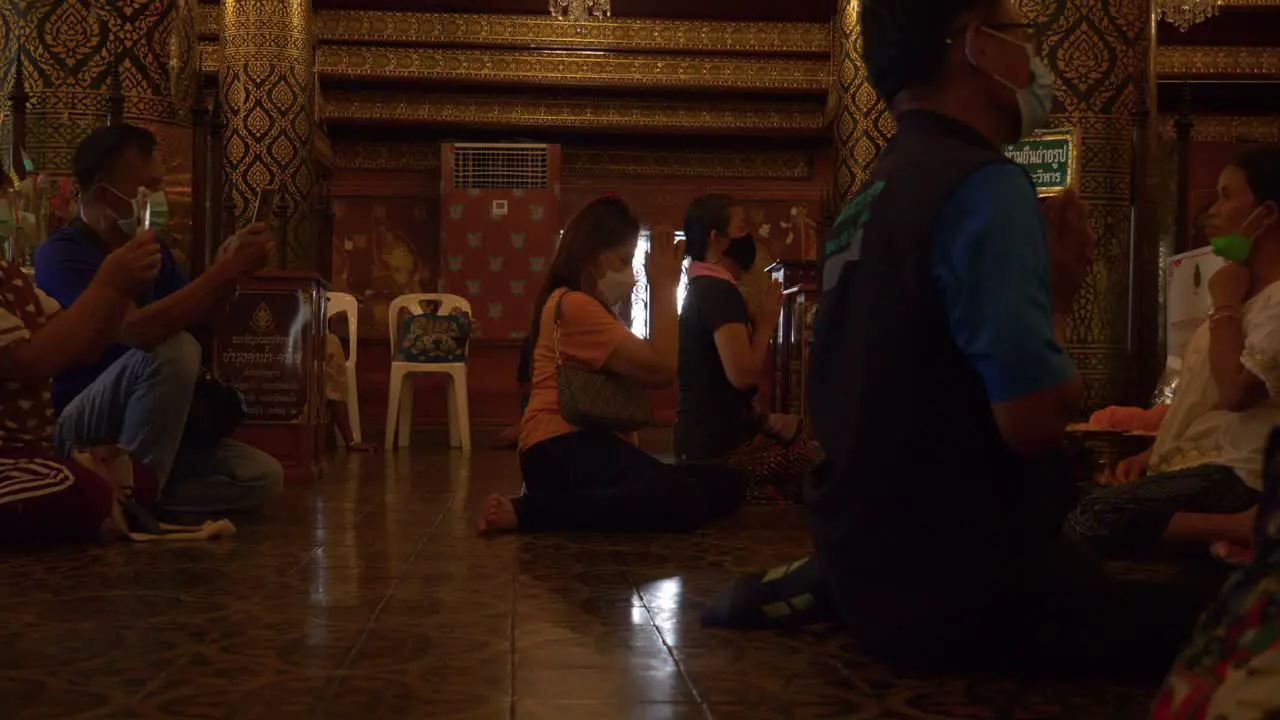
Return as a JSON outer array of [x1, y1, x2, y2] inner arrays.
[[53, 332, 284, 515]]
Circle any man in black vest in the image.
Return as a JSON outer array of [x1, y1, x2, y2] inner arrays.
[[802, 0, 1212, 681]]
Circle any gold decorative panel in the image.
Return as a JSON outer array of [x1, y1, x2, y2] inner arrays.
[[0, 0, 198, 174], [1016, 0, 1152, 408], [316, 46, 828, 93], [220, 0, 314, 270], [321, 91, 825, 134], [1157, 46, 1280, 78], [832, 0, 895, 205], [199, 7, 830, 55]]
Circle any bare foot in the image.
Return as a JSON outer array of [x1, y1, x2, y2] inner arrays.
[[477, 494, 518, 534], [1212, 541, 1254, 566], [345, 442, 377, 452]]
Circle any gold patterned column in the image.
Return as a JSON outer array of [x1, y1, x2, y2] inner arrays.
[[1015, 0, 1153, 408], [832, 0, 896, 205], [0, 0, 198, 247], [220, 0, 313, 269]]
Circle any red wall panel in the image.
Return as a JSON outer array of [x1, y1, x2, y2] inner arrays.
[[329, 163, 826, 428], [439, 145, 563, 340]]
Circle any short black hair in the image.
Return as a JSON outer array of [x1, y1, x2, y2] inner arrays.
[[683, 194, 739, 262], [860, 0, 1000, 104], [72, 123, 158, 191], [1236, 147, 1280, 207]]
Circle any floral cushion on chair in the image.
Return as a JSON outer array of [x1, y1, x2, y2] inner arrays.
[[1151, 428, 1280, 720], [395, 311, 471, 364]]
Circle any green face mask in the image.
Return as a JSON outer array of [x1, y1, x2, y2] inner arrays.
[[143, 190, 169, 231], [1210, 206, 1264, 264]]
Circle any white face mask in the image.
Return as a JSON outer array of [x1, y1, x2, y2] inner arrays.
[[597, 268, 637, 307], [84, 184, 142, 237], [972, 27, 1056, 140]]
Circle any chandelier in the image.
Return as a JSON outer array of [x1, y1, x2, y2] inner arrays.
[[549, 0, 611, 21], [1156, 0, 1219, 31]]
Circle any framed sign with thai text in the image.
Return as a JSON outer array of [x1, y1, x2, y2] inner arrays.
[[213, 289, 312, 424], [1004, 128, 1079, 197]]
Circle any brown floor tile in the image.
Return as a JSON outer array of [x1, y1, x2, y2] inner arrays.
[[0, 429, 1161, 719], [517, 666, 695, 703], [517, 701, 707, 720]]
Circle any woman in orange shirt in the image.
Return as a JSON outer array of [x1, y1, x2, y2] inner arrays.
[[478, 197, 744, 533]]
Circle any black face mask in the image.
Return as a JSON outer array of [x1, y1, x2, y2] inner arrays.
[[723, 233, 757, 272]]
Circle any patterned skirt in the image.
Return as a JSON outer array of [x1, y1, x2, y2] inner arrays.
[[721, 432, 824, 505]]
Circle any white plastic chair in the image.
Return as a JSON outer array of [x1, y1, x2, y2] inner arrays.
[[384, 293, 472, 453], [325, 292, 362, 444]]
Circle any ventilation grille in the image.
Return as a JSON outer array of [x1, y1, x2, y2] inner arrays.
[[452, 144, 550, 189]]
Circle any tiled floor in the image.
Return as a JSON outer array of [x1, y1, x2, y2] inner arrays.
[[0, 430, 1165, 719]]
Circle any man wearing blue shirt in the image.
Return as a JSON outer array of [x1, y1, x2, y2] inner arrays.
[[36, 124, 282, 516], [704, 0, 1217, 684]]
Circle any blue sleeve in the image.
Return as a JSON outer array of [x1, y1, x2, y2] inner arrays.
[[932, 163, 1075, 403], [34, 239, 99, 310], [152, 241, 189, 300]]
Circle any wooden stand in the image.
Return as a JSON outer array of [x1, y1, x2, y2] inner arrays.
[[213, 271, 328, 482], [766, 260, 818, 417]]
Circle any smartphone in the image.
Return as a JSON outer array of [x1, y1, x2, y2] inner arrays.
[[141, 190, 166, 232], [252, 186, 278, 224], [140, 188, 155, 231]]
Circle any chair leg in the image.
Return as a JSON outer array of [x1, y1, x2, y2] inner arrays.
[[397, 377, 414, 449], [384, 369, 403, 449], [445, 374, 460, 449], [345, 366, 362, 443], [453, 368, 471, 454]]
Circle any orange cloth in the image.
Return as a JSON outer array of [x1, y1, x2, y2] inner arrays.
[[518, 289, 634, 453], [1087, 404, 1170, 434]]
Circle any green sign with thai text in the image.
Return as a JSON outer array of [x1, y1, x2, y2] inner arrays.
[[1004, 128, 1078, 196]]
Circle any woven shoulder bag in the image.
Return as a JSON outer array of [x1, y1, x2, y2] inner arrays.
[[553, 290, 653, 432]]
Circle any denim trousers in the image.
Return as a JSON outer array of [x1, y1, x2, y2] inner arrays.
[[53, 332, 283, 515]]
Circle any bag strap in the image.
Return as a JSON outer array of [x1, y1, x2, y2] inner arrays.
[[552, 288, 570, 368]]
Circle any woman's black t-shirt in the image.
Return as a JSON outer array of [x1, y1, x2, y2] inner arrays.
[[673, 276, 757, 461]]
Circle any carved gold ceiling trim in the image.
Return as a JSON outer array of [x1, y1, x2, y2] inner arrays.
[[561, 148, 812, 179], [1215, 0, 1280, 6], [321, 91, 825, 134], [1156, 46, 1280, 78], [1158, 114, 1280, 143], [333, 143, 441, 171], [200, 42, 826, 92], [316, 46, 828, 92], [197, 7, 829, 55], [332, 142, 813, 179]]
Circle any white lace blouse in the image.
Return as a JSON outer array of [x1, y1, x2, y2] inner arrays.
[[1149, 280, 1280, 490]]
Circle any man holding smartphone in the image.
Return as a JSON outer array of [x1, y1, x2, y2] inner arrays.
[[35, 124, 283, 518]]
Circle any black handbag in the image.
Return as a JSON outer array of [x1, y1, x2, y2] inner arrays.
[[182, 369, 247, 448]]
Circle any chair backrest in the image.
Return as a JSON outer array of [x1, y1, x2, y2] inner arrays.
[[388, 293, 473, 358], [325, 291, 359, 367]]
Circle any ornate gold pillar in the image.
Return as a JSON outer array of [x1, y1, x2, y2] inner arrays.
[[1015, 0, 1154, 408], [0, 0, 198, 249], [220, 0, 314, 269], [832, 0, 896, 205]]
